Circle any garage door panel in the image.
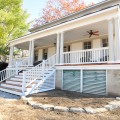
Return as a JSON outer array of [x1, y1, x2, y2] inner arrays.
[[83, 74, 106, 79], [83, 77, 106, 82], [63, 70, 80, 92], [83, 70, 106, 95], [64, 84, 80, 92], [63, 70, 106, 95]]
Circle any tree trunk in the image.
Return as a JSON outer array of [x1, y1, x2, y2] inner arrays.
[[1, 55, 7, 62]]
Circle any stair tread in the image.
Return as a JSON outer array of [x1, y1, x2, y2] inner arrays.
[[0, 86, 22, 93], [11, 78, 22, 80], [1, 83, 22, 87], [7, 80, 22, 83]]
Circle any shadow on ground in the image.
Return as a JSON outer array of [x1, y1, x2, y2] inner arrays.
[[0, 91, 20, 99]]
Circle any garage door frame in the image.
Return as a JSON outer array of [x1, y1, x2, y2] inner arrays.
[[62, 69, 107, 95]]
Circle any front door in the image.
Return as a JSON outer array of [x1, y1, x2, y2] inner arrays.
[[64, 45, 70, 63], [43, 48, 48, 60], [83, 41, 92, 62]]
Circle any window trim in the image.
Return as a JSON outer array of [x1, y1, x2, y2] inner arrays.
[[83, 41, 92, 50], [102, 38, 108, 47]]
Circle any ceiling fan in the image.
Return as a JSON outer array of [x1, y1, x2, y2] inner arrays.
[[84, 30, 99, 38]]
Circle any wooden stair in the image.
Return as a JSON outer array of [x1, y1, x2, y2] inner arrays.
[[0, 63, 56, 96], [0, 67, 33, 96]]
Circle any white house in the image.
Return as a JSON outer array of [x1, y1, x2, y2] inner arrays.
[[0, 0, 120, 96]]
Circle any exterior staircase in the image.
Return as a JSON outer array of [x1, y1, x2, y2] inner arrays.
[[0, 55, 56, 96], [0, 67, 33, 96]]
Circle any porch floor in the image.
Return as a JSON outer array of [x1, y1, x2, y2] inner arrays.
[[56, 63, 120, 66]]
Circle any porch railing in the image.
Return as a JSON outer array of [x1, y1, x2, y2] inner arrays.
[[12, 57, 29, 67], [0, 67, 16, 82], [63, 47, 109, 64]]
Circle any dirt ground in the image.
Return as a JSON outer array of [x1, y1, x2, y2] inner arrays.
[[0, 97, 120, 120], [28, 90, 115, 108]]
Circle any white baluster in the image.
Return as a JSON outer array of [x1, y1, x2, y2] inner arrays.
[[15, 62, 18, 75], [42, 60, 45, 79]]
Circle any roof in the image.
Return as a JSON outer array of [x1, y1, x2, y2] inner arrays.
[[9, 0, 120, 45], [29, 0, 120, 33]]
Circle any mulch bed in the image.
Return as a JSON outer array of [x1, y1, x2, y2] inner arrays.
[[27, 90, 115, 108]]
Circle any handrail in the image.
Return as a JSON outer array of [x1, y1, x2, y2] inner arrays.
[[22, 54, 57, 94], [0, 67, 16, 83], [44, 54, 56, 70]]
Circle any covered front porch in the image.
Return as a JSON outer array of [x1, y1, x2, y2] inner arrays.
[[9, 20, 120, 67], [8, 5, 120, 67]]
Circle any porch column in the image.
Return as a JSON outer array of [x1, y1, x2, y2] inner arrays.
[[9, 46, 14, 67], [28, 41, 31, 66], [114, 17, 120, 61], [108, 19, 114, 61], [56, 33, 60, 64], [60, 32, 64, 64], [31, 40, 34, 66]]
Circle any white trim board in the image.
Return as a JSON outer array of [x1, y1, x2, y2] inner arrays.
[[55, 64, 120, 70], [9, 6, 118, 46]]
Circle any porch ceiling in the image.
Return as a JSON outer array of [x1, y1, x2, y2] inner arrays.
[[65, 20, 108, 42], [15, 20, 108, 49]]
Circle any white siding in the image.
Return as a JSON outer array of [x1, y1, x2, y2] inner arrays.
[[48, 47, 56, 58], [71, 42, 82, 51], [38, 49, 43, 61], [93, 39, 101, 48]]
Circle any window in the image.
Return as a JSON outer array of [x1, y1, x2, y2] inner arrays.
[[34, 50, 38, 62], [43, 48, 48, 60], [64, 45, 70, 52], [102, 39, 108, 47], [84, 41, 91, 49]]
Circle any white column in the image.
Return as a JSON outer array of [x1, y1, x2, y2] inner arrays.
[[28, 41, 31, 66], [114, 17, 120, 61], [60, 32, 64, 64], [31, 40, 34, 66], [56, 33, 60, 64], [108, 19, 114, 61], [9, 46, 14, 67]]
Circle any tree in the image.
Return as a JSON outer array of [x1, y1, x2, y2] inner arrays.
[[0, 0, 29, 62], [34, 0, 93, 27]]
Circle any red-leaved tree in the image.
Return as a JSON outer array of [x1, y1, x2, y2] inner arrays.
[[33, 0, 94, 28]]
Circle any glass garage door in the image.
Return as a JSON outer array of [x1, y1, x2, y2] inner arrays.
[[83, 70, 106, 95], [63, 70, 81, 92]]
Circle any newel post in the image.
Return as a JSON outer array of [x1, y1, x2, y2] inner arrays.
[[22, 71, 26, 96]]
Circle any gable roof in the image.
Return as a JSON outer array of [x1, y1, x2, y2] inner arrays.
[[29, 0, 120, 33]]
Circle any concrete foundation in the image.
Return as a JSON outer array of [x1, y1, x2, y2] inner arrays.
[[55, 70, 62, 89]]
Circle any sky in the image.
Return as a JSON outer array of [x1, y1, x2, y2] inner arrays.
[[23, 0, 101, 22]]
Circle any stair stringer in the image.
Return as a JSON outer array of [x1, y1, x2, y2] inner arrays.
[[25, 69, 56, 96]]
